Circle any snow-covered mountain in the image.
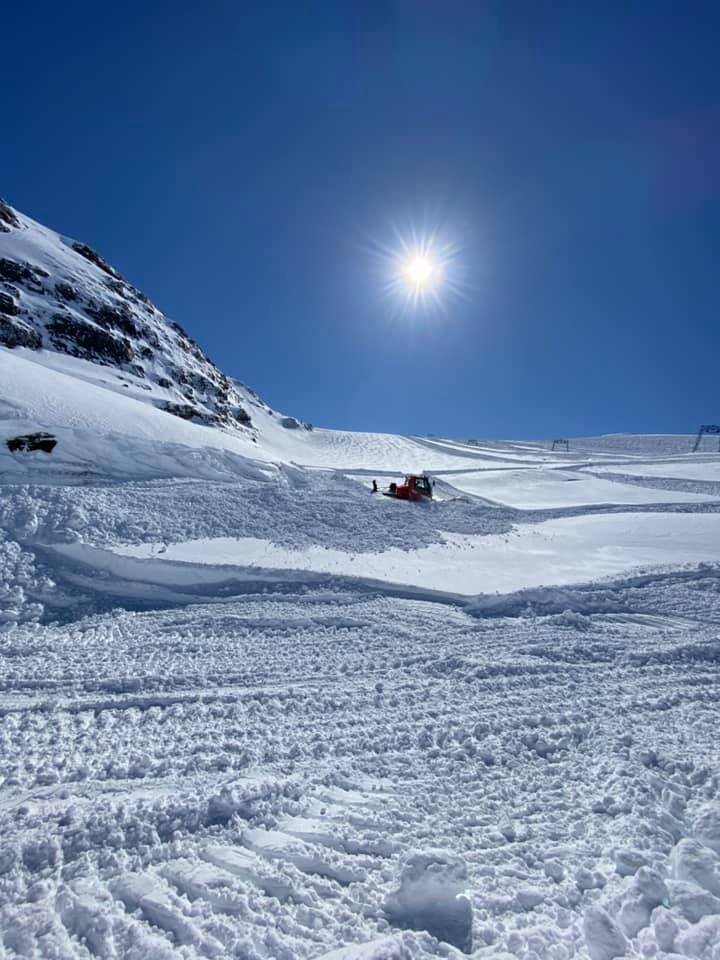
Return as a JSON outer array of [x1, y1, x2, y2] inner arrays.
[[0, 198, 255, 431]]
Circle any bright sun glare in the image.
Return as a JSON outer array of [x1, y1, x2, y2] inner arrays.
[[370, 222, 463, 314], [404, 254, 436, 290]]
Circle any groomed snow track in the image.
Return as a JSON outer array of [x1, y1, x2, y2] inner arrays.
[[2, 550, 720, 958]]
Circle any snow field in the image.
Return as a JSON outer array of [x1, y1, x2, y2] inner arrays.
[[99, 510, 720, 597], [593, 462, 720, 483], [1, 570, 719, 958], [434, 468, 717, 509], [2, 343, 720, 957]]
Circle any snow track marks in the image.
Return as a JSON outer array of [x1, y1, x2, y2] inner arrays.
[[1, 576, 719, 958]]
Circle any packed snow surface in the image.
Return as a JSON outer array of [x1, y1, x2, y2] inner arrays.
[[2, 335, 720, 959], [436, 468, 716, 509], [593, 461, 720, 482], [105, 512, 720, 595]]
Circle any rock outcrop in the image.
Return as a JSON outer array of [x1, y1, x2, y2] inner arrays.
[[6, 433, 58, 454], [0, 198, 252, 431]]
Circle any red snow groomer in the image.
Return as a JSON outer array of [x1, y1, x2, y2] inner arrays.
[[383, 474, 434, 502]]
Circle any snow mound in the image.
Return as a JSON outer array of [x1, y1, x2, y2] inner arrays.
[[671, 839, 720, 897], [583, 905, 628, 960], [383, 850, 473, 953]]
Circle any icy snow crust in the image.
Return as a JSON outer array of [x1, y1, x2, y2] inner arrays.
[[1, 210, 720, 957]]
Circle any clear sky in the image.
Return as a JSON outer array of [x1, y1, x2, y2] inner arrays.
[[3, 2, 719, 438]]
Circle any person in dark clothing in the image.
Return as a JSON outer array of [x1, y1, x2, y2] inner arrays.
[[372, 479, 378, 493]]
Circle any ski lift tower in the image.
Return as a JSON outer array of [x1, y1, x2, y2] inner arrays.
[[692, 425, 720, 452]]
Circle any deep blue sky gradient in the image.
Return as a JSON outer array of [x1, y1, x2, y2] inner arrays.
[[3, 2, 719, 437]]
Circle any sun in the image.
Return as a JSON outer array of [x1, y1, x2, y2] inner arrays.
[[404, 254, 436, 290], [367, 220, 464, 314], [394, 245, 446, 307]]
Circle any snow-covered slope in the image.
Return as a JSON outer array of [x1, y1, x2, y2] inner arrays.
[[0, 198, 253, 430], [1, 200, 720, 960]]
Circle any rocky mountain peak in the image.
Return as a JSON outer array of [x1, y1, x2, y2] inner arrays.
[[0, 199, 253, 430]]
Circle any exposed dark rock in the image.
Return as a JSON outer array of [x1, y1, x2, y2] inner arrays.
[[71, 242, 122, 279], [120, 282, 151, 307], [172, 366, 192, 388], [47, 314, 133, 364], [158, 401, 242, 428], [0, 292, 19, 316], [103, 277, 127, 296], [0, 199, 21, 232], [161, 401, 204, 421], [215, 398, 250, 424], [0, 316, 41, 349], [0, 203, 259, 436], [86, 302, 139, 338], [279, 416, 311, 430], [172, 327, 205, 361], [190, 372, 216, 395], [54, 280, 77, 301], [0, 258, 32, 283], [169, 320, 189, 337], [0, 258, 47, 292], [6, 432, 57, 454]]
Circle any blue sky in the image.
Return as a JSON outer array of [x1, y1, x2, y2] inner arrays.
[[3, 2, 719, 438]]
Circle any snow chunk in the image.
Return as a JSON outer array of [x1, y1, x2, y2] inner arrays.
[[111, 873, 223, 956], [668, 880, 720, 922], [516, 888, 544, 911], [635, 866, 668, 908], [694, 801, 720, 855], [670, 839, 720, 897], [576, 866, 604, 891], [674, 915, 720, 958], [583, 905, 628, 960], [383, 850, 473, 953], [652, 907, 678, 952], [618, 896, 650, 938], [544, 858, 565, 883], [243, 827, 364, 885], [614, 848, 647, 877], [316, 936, 411, 959]]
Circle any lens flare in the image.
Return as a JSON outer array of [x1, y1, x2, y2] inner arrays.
[[366, 221, 464, 314]]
